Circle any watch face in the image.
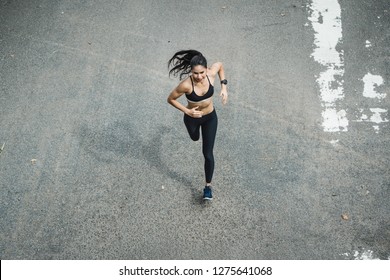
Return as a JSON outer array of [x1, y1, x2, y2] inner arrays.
[[221, 80, 227, 85]]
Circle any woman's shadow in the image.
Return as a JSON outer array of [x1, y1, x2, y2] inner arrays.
[[78, 121, 204, 205]]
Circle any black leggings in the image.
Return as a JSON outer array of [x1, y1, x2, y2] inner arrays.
[[184, 109, 218, 184]]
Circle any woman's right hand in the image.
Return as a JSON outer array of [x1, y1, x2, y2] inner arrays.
[[187, 106, 203, 118]]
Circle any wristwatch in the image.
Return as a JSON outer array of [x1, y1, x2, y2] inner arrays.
[[220, 79, 228, 85]]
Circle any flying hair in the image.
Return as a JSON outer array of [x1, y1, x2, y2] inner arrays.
[[168, 50, 208, 80]]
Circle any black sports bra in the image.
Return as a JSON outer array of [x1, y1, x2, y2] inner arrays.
[[186, 76, 214, 103]]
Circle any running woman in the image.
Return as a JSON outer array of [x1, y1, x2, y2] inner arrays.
[[167, 50, 228, 200]]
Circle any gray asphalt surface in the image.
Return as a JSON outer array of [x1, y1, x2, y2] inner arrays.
[[0, 0, 389, 260]]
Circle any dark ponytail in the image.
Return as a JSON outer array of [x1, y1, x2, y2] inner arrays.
[[168, 50, 207, 80]]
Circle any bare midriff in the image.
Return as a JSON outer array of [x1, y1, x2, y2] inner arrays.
[[187, 98, 214, 116]]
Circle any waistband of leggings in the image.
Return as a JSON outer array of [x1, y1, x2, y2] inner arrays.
[[185, 108, 216, 120]]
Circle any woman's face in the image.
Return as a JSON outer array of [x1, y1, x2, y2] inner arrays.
[[191, 65, 207, 83]]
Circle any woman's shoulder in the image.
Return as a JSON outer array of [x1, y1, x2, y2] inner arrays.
[[177, 76, 192, 93], [208, 62, 223, 76]]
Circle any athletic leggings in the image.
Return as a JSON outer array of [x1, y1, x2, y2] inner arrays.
[[184, 109, 218, 184]]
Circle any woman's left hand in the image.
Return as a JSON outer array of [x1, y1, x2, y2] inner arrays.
[[220, 90, 228, 105]]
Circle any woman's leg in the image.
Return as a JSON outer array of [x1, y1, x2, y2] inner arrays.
[[184, 114, 201, 141], [201, 111, 218, 184]]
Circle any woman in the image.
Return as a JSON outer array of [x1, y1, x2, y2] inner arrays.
[[167, 50, 228, 200]]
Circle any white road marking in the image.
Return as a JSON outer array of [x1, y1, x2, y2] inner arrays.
[[308, 0, 347, 133], [308, 1, 388, 136]]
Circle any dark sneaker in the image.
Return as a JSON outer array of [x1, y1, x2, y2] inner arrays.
[[203, 186, 213, 200]]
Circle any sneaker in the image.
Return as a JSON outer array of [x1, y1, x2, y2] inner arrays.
[[203, 186, 213, 200]]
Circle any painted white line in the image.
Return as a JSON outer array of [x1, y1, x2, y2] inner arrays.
[[308, 1, 388, 135], [308, 0, 347, 132]]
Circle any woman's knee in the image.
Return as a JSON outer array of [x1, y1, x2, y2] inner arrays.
[[190, 133, 200, 141], [203, 150, 214, 163]]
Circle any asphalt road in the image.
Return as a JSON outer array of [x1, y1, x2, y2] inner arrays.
[[0, 0, 389, 260]]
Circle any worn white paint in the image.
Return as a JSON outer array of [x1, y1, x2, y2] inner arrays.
[[322, 108, 348, 133], [308, 1, 388, 135], [342, 249, 385, 260], [355, 74, 388, 132], [308, 0, 347, 132], [353, 249, 380, 260], [355, 108, 389, 123], [362, 73, 386, 99], [369, 108, 389, 124], [354, 108, 388, 133]]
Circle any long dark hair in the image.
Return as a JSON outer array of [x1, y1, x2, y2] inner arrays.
[[168, 50, 207, 80]]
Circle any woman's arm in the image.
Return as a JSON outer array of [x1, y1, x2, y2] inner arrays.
[[209, 62, 228, 105], [167, 81, 203, 118]]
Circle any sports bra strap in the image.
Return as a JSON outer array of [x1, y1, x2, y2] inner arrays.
[[191, 76, 194, 92], [190, 75, 211, 93]]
